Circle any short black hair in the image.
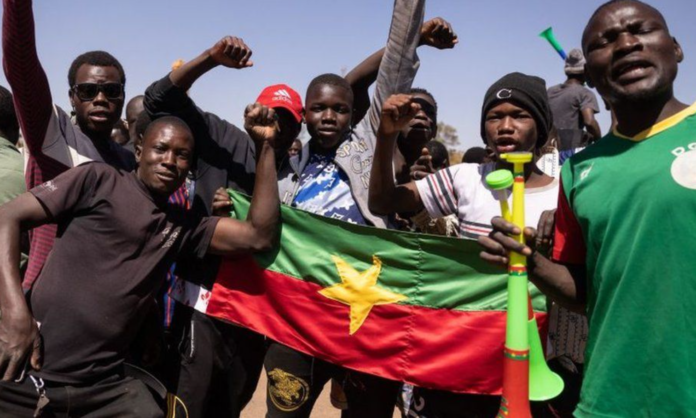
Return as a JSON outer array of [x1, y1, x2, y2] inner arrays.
[[142, 116, 193, 145], [135, 111, 152, 136], [426, 140, 449, 169], [461, 146, 488, 164], [306, 73, 354, 102], [410, 87, 438, 113], [68, 51, 126, 87], [589, 0, 663, 23], [0, 85, 19, 137]]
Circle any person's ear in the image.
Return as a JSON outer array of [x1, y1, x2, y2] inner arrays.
[[69, 89, 76, 110], [135, 142, 142, 163], [673, 37, 684, 63], [584, 64, 595, 88]]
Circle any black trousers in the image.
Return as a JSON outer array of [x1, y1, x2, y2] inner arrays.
[[264, 341, 400, 418], [408, 388, 556, 418], [0, 374, 162, 418], [165, 306, 266, 418]]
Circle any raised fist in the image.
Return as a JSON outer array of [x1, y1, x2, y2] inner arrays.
[[420, 18, 458, 50], [378, 94, 421, 138], [208, 36, 254, 69], [244, 103, 279, 145]]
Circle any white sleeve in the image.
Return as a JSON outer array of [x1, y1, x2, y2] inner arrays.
[[415, 166, 459, 219]]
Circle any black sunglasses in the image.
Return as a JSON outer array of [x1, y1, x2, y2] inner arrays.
[[71, 83, 124, 101]]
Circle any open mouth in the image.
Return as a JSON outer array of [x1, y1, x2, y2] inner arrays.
[[494, 138, 518, 154], [409, 122, 431, 131]]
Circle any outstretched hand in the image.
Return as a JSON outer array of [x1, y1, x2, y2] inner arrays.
[[0, 311, 41, 381], [420, 17, 458, 50], [208, 36, 254, 69], [410, 147, 435, 180], [244, 103, 280, 146], [378, 94, 421, 138]]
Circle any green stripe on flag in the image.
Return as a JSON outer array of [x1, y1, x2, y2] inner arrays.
[[228, 190, 546, 313]]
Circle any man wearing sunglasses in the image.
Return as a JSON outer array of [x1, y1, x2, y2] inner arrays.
[[2, 0, 136, 292]]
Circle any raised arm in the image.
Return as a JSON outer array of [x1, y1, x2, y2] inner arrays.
[[2, 0, 54, 155], [208, 104, 279, 255], [0, 193, 51, 380], [346, 17, 458, 126], [144, 36, 253, 120], [355, 0, 424, 138], [369, 94, 425, 215]]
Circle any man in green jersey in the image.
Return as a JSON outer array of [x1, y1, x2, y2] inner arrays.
[[479, 0, 696, 416]]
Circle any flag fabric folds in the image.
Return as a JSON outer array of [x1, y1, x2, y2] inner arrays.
[[174, 191, 547, 395]]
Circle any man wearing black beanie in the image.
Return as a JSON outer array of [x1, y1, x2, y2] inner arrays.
[[480, 72, 554, 150], [368, 74, 562, 415]]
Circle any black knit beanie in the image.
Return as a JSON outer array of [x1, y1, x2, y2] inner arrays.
[[480, 72, 553, 148]]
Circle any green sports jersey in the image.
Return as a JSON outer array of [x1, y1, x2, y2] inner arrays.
[[553, 103, 696, 417]]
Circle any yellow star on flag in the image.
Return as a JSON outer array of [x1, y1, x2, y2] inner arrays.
[[319, 255, 407, 335]]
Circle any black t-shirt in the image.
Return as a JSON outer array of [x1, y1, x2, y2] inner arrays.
[[29, 163, 219, 384]]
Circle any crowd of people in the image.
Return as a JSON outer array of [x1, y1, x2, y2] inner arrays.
[[0, 0, 693, 417]]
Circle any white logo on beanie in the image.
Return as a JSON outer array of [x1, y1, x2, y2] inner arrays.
[[496, 89, 513, 99]]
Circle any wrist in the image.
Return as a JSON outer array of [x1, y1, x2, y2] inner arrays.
[[200, 50, 219, 70], [377, 126, 399, 142]]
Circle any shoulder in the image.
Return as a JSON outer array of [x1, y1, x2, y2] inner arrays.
[[430, 162, 487, 193], [75, 161, 121, 178], [547, 84, 563, 94], [201, 110, 251, 145]]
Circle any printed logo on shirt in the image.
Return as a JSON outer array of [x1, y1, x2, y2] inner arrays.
[[38, 180, 57, 192], [161, 226, 181, 249], [670, 142, 696, 190], [579, 163, 594, 182]]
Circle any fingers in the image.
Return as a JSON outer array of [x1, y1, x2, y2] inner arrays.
[[383, 94, 420, 121], [486, 216, 533, 257], [216, 36, 254, 68], [490, 216, 521, 236], [212, 188, 233, 216], [1, 353, 24, 381], [422, 17, 458, 49], [410, 148, 435, 180], [535, 209, 556, 253], [478, 235, 509, 266], [30, 335, 42, 371], [410, 167, 429, 180]]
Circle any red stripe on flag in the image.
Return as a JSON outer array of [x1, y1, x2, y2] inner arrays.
[[206, 257, 547, 395]]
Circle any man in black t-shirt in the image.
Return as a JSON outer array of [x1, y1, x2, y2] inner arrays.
[[0, 112, 281, 416]]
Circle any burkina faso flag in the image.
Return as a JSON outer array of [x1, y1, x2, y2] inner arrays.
[[175, 190, 547, 395]]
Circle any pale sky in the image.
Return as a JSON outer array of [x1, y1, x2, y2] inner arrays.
[[1, 0, 694, 151]]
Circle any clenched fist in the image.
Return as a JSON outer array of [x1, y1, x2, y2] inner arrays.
[[378, 94, 421, 138], [244, 103, 280, 146], [208, 36, 254, 69]]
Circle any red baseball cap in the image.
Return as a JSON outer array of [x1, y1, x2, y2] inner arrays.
[[255, 84, 303, 123]]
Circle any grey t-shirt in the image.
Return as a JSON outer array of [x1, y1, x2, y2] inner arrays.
[[547, 83, 600, 150], [547, 83, 600, 130], [29, 163, 219, 383]]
